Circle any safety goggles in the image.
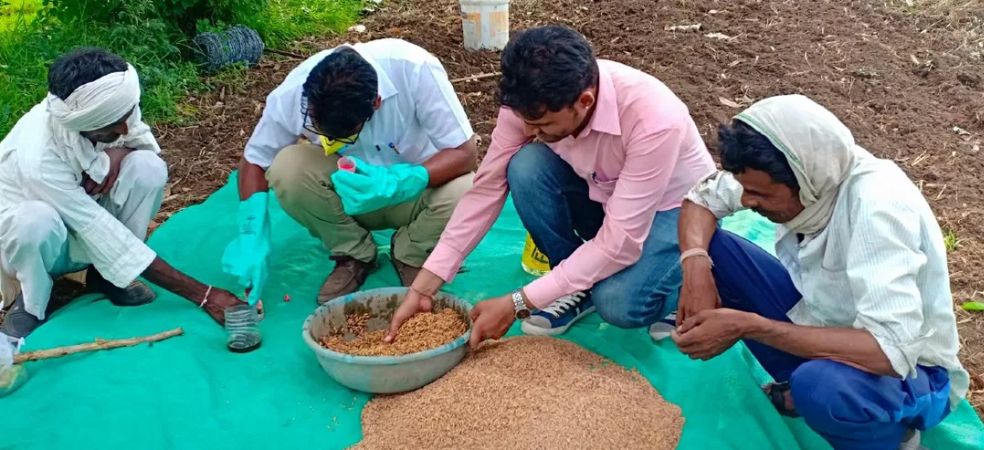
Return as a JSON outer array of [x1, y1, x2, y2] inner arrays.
[[300, 95, 370, 150]]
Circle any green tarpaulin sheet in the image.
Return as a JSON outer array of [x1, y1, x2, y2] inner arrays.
[[2, 177, 982, 449]]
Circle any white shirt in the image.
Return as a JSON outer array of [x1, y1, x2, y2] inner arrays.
[[687, 157, 969, 405], [243, 39, 474, 169], [0, 103, 159, 304]]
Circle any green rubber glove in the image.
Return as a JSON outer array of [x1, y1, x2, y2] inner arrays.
[[331, 156, 429, 216], [221, 192, 270, 305]]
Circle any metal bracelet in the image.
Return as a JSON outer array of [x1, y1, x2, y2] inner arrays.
[[679, 248, 714, 267], [199, 285, 212, 308]]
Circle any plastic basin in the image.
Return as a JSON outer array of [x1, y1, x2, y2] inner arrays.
[[301, 287, 472, 394]]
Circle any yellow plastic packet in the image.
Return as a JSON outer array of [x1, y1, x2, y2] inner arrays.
[[521, 232, 550, 276], [320, 135, 348, 156]]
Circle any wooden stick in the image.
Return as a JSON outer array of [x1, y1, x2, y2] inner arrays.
[[263, 48, 307, 59], [450, 72, 501, 83], [13, 328, 184, 364]]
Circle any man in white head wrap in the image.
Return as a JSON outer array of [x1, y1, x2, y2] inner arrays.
[[668, 95, 967, 449], [0, 48, 246, 339]]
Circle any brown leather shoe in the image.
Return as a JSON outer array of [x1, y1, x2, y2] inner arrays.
[[317, 256, 375, 304], [391, 256, 422, 287], [86, 268, 157, 307]]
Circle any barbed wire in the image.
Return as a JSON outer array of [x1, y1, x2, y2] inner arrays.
[[192, 25, 264, 73]]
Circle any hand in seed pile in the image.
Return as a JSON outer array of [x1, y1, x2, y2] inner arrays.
[[322, 310, 466, 356], [468, 295, 516, 349], [385, 287, 433, 342]]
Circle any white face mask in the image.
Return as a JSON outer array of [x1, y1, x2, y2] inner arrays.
[[94, 135, 126, 151]]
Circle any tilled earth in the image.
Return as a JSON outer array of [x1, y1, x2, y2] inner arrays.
[[154, 0, 983, 412]]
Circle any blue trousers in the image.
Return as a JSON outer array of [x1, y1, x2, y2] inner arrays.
[[506, 143, 681, 327], [708, 229, 952, 450]]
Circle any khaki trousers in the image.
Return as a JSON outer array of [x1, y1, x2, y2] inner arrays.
[[266, 144, 472, 266]]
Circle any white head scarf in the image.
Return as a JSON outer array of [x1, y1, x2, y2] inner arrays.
[[46, 63, 141, 132], [734, 95, 872, 235], [41, 63, 141, 183]]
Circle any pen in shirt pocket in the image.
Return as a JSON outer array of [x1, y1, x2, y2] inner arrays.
[[373, 143, 399, 155]]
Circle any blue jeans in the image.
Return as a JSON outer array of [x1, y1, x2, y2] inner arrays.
[[709, 229, 952, 450], [506, 143, 681, 328]]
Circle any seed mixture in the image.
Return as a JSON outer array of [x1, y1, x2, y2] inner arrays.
[[353, 336, 684, 449], [319, 309, 467, 356]]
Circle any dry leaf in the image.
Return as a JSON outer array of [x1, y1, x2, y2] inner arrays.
[[664, 23, 702, 32], [719, 97, 741, 108], [705, 32, 736, 41]]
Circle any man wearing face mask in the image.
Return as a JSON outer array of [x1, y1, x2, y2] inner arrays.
[[0, 48, 246, 338], [226, 39, 477, 305], [671, 95, 967, 449], [387, 26, 715, 346]]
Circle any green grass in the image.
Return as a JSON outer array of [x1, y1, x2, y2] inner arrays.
[[0, 2, 197, 134], [0, 0, 364, 137], [943, 228, 961, 252], [247, 0, 364, 47], [0, 0, 42, 32]]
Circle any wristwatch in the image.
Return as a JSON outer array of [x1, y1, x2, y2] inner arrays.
[[511, 291, 531, 319]]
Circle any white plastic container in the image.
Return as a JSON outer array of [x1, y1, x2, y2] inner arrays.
[[460, 0, 509, 51]]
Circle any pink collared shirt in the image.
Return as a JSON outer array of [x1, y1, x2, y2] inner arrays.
[[423, 60, 715, 307]]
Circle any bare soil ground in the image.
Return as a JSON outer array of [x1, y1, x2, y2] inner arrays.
[[149, 0, 984, 414]]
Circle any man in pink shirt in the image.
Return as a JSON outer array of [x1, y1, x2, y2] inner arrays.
[[386, 26, 715, 347]]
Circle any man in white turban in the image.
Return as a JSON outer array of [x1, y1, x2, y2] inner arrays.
[[0, 48, 245, 338], [670, 95, 967, 449]]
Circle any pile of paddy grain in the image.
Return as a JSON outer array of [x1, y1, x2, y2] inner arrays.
[[320, 309, 467, 356], [353, 336, 684, 449]]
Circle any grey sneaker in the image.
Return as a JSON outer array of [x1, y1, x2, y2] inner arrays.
[[899, 429, 926, 450], [648, 313, 678, 341], [0, 294, 42, 338]]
